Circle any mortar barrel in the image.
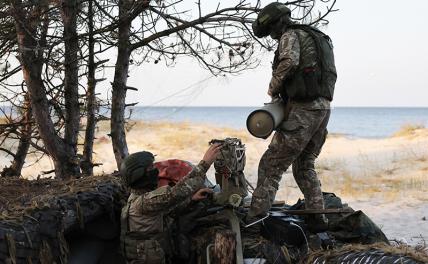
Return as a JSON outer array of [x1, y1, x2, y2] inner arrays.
[[246, 101, 286, 139]]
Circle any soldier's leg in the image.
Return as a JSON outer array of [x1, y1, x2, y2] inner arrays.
[[249, 107, 328, 217], [292, 152, 324, 210], [292, 110, 330, 229], [249, 132, 301, 217]]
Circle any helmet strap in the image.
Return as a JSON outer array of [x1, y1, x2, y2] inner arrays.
[[270, 16, 292, 39], [130, 168, 159, 190]]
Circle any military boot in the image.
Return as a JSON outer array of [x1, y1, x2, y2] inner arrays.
[[306, 214, 328, 233]]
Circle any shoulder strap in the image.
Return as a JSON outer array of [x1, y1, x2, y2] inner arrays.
[[289, 24, 331, 83]]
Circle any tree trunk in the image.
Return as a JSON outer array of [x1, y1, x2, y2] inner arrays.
[[111, 0, 133, 169], [1, 94, 32, 177], [12, 1, 79, 180], [60, 0, 80, 177], [81, 0, 97, 176]]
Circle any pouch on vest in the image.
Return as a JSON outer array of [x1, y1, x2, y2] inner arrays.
[[302, 67, 322, 99], [123, 236, 139, 260], [123, 233, 170, 261], [120, 198, 172, 260], [284, 67, 322, 101], [133, 239, 166, 263]]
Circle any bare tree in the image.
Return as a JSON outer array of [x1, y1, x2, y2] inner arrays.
[[59, 0, 81, 177], [1, 0, 337, 178], [0, 3, 47, 176], [107, 0, 337, 168], [81, 0, 110, 176], [2, 0, 110, 178], [110, 0, 142, 169], [80, 0, 98, 176], [0, 91, 35, 177], [9, 0, 82, 179], [107, 0, 264, 168]]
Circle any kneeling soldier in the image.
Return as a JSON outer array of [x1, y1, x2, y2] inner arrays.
[[120, 144, 221, 263]]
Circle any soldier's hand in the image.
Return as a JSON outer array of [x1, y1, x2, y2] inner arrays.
[[192, 188, 213, 201], [268, 89, 281, 100], [202, 143, 222, 166]]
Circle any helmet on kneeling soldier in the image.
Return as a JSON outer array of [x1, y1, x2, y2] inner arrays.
[[120, 151, 159, 190]]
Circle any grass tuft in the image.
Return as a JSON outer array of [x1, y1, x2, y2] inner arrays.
[[0, 116, 8, 124], [393, 123, 425, 137], [7, 119, 428, 205]]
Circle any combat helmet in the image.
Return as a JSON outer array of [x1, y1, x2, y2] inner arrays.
[[120, 151, 157, 187], [252, 2, 291, 38]]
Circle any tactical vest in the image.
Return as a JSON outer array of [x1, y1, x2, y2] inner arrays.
[[273, 25, 337, 101], [120, 194, 172, 260]]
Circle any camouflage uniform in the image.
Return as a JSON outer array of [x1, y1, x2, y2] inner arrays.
[[249, 28, 331, 219], [121, 161, 209, 264]]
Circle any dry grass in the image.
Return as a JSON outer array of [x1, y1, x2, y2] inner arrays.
[[316, 158, 346, 172], [416, 156, 427, 162], [316, 152, 428, 202], [0, 175, 121, 219], [0, 116, 8, 124], [320, 169, 381, 199], [87, 120, 266, 176], [125, 120, 255, 159], [5, 120, 428, 204], [393, 123, 425, 137]]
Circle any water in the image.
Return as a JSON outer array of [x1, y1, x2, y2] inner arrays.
[[131, 106, 428, 138]]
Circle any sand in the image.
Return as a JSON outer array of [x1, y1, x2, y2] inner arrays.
[[1, 121, 427, 245]]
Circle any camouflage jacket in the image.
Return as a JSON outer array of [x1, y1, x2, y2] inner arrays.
[[126, 160, 209, 235], [269, 28, 330, 110]]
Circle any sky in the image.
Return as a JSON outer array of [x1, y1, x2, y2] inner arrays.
[[123, 0, 428, 107]]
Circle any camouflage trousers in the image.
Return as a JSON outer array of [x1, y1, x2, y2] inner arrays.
[[249, 106, 330, 217]]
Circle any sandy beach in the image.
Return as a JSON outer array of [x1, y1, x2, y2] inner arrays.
[[1, 121, 427, 245]]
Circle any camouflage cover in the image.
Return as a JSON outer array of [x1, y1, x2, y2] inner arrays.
[[154, 159, 193, 187], [1, 169, 427, 264], [0, 176, 126, 264]]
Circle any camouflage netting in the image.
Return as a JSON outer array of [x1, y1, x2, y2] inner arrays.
[[302, 242, 428, 264], [2, 176, 427, 264], [178, 192, 428, 264], [0, 175, 126, 264]]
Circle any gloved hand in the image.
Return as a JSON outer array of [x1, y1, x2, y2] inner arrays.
[[202, 143, 222, 166], [191, 188, 214, 201]]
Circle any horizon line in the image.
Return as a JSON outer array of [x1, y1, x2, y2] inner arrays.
[[2, 104, 428, 108], [131, 105, 428, 108]]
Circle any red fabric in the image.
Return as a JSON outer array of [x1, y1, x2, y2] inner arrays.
[[154, 159, 193, 187]]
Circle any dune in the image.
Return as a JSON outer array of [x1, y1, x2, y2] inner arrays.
[[1, 120, 427, 245]]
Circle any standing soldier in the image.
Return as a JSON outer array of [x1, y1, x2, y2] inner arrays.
[[120, 144, 221, 263], [248, 2, 337, 231]]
